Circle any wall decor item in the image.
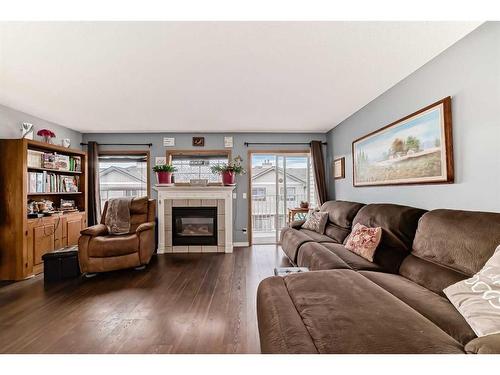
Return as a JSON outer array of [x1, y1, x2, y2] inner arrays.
[[21, 122, 34, 139], [224, 136, 233, 148], [333, 157, 345, 179], [37, 129, 56, 143], [192, 137, 205, 147], [155, 156, 167, 166], [163, 137, 175, 147], [352, 97, 453, 187]]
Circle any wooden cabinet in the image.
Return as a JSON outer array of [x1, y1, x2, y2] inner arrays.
[[0, 139, 87, 280], [27, 212, 86, 275]]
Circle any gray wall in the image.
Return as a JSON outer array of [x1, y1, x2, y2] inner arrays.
[[0, 104, 82, 147], [82, 132, 326, 243], [326, 22, 500, 212]]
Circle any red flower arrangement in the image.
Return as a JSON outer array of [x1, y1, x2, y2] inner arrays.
[[37, 129, 56, 143]]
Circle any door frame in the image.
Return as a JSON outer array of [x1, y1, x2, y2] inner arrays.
[[247, 149, 311, 246]]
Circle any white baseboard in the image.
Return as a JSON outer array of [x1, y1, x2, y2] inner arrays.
[[233, 241, 250, 247]]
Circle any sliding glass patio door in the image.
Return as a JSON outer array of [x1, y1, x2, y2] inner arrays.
[[250, 152, 316, 244]]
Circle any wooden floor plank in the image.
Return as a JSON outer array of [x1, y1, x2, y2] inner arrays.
[[0, 245, 290, 354]]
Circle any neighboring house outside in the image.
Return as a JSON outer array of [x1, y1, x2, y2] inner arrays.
[[99, 165, 147, 208], [251, 164, 316, 234]]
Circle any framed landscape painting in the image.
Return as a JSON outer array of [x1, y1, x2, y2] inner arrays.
[[352, 97, 454, 187]]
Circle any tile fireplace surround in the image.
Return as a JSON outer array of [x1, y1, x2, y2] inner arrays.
[[154, 185, 235, 253]]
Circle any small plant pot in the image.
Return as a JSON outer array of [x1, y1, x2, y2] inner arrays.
[[222, 171, 236, 186], [300, 202, 309, 209], [157, 171, 173, 184]]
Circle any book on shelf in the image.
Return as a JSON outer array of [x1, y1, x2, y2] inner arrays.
[[27, 172, 80, 193], [27, 150, 44, 168], [27, 150, 82, 172]]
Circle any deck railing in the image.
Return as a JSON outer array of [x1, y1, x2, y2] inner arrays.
[[251, 194, 311, 233]]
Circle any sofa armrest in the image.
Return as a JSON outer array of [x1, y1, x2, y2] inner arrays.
[[465, 334, 500, 354], [136, 222, 155, 233], [289, 220, 305, 229], [80, 224, 108, 237]]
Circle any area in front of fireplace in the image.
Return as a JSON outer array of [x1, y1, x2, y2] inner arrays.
[[172, 206, 218, 246]]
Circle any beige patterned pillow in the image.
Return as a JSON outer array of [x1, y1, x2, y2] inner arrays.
[[344, 223, 382, 262], [444, 246, 500, 337], [301, 211, 328, 234]]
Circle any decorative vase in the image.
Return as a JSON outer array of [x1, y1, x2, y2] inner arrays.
[[42, 136, 52, 144], [222, 170, 236, 186], [157, 171, 173, 184]]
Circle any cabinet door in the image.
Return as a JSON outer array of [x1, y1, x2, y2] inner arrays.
[[67, 216, 82, 246], [33, 225, 55, 265]]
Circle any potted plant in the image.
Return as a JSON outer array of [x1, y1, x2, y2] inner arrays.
[[153, 164, 176, 184], [37, 129, 56, 143], [211, 155, 246, 186]]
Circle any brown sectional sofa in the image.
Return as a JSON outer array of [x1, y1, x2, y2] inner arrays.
[[257, 201, 500, 354]]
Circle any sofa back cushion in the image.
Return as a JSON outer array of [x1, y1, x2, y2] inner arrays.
[[400, 209, 500, 295], [351, 203, 427, 273], [320, 200, 365, 243]]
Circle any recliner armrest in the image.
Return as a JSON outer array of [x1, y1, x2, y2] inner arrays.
[[465, 334, 500, 354], [136, 222, 155, 233], [80, 224, 108, 237], [289, 220, 305, 229]]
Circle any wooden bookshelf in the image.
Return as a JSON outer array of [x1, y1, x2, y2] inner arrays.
[[0, 138, 88, 280]]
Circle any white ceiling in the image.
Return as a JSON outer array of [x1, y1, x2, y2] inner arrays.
[[0, 22, 481, 133]]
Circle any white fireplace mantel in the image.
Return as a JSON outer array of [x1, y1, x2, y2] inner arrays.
[[153, 185, 235, 253]]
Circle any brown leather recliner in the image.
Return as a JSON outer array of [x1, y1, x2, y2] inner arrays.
[[78, 197, 156, 274]]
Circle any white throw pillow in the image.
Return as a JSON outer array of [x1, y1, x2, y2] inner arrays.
[[301, 211, 328, 234], [444, 245, 500, 337]]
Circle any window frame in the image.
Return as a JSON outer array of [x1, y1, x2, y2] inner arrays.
[[166, 149, 232, 185], [252, 187, 267, 201], [98, 150, 151, 199]]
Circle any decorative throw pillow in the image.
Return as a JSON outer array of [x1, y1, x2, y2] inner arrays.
[[443, 245, 500, 337], [344, 223, 382, 262], [301, 211, 328, 234]]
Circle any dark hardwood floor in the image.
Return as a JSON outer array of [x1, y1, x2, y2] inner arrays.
[[0, 245, 291, 354]]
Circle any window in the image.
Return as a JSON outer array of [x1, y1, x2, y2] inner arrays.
[[279, 187, 296, 201], [98, 152, 149, 208], [167, 151, 230, 184], [252, 187, 267, 201]]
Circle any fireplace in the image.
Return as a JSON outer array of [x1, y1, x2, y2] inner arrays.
[[172, 207, 218, 246]]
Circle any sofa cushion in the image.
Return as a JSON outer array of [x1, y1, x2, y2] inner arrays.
[[344, 223, 382, 262], [351, 203, 427, 273], [280, 227, 315, 263], [280, 227, 337, 264], [88, 234, 139, 257], [296, 242, 351, 270], [359, 270, 476, 345], [301, 211, 328, 233], [275, 270, 464, 353], [298, 229, 337, 244], [321, 243, 385, 272], [444, 246, 500, 338], [400, 209, 500, 293], [319, 200, 365, 243], [257, 276, 318, 354]]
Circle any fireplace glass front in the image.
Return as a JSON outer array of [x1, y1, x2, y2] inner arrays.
[[172, 207, 218, 246]]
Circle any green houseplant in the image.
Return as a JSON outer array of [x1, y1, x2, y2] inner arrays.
[[211, 155, 246, 186], [153, 164, 176, 184]]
